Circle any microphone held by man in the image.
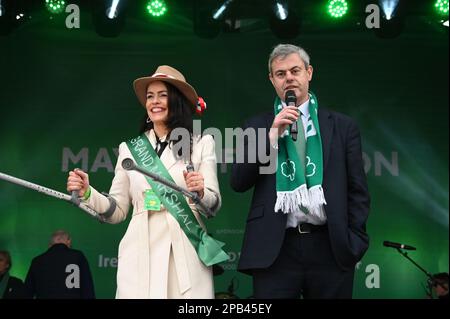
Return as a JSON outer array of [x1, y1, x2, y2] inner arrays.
[[285, 89, 298, 141]]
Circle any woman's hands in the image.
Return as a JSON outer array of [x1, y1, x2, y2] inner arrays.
[[67, 168, 90, 198], [183, 170, 205, 202]]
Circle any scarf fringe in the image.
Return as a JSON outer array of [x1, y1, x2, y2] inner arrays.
[[275, 184, 310, 215], [309, 185, 327, 207], [308, 185, 327, 220], [275, 185, 327, 219]]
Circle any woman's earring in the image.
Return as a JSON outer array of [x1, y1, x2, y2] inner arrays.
[[146, 117, 152, 123]]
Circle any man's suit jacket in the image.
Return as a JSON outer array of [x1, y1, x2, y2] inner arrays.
[[24, 244, 95, 298], [231, 108, 370, 272], [0, 274, 26, 299]]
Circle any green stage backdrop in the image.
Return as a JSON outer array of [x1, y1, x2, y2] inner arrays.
[[0, 8, 448, 299]]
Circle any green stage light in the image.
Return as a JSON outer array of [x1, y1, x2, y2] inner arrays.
[[147, 0, 167, 18], [435, 0, 449, 15], [327, 0, 348, 18], [45, 0, 66, 14]]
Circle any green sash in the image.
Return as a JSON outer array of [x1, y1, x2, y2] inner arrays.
[[0, 271, 10, 299], [126, 134, 229, 267]]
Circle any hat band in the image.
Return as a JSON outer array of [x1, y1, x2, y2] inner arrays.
[[151, 72, 177, 79]]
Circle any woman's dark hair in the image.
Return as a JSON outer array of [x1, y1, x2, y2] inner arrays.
[[139, 82, 194, 160], [0, 250, 12, 271]]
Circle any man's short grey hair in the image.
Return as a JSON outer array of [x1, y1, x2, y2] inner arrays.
[[50, 230, 71, 245], [268, 44, 311, 74]]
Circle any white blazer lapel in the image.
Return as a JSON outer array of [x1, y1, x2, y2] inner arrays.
[[160, 145, 179, 171]]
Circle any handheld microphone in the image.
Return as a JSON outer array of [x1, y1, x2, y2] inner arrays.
[[285, 90, 298, 141], [186, 162, 195, 173], [186, 162, 200, 200], [383, 240, 416, 250]]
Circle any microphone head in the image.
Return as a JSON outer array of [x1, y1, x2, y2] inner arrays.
[[383, 240, 416, 250], [285, 90, 297, 105], [122, 158, 135, 171]]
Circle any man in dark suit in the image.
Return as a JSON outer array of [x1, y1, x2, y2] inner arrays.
[[24, 230, 95, 299], [231, 44, 370, 299], [0, 250, 26, 299]]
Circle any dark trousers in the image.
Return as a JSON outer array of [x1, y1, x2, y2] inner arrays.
[[252, 226, 354, 299]]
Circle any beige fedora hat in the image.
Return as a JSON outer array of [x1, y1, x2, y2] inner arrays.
[[133, 65, 198, 108]]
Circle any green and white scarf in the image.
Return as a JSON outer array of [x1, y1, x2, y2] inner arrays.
[[274, 92, 327, 219]]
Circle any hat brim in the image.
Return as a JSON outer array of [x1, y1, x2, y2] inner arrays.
[[133, 77, 198, 109]]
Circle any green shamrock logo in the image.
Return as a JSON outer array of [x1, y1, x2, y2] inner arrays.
[[281, 160, 296, 181], [306, 156, 316, 177]]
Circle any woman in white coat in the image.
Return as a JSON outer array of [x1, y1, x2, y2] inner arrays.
[[66, 65, 227, 299]]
